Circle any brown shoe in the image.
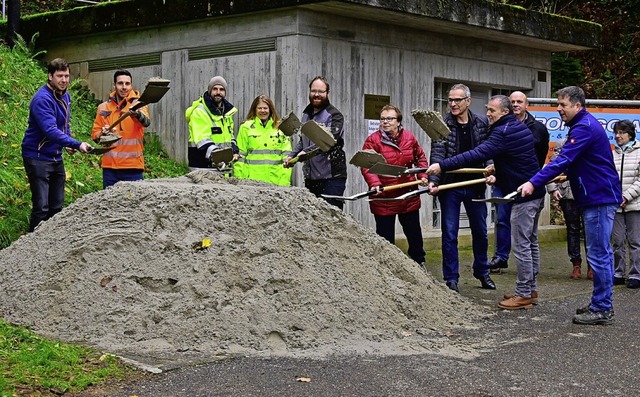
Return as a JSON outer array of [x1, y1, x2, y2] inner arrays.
[[587, 266, 593, 280], [504, 291, 538, 304], [498, 295, 534, 310], [570, 265, 582, 279]]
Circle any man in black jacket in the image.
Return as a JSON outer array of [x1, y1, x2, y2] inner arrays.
[[427, 95, 545, 309], [428, 84, 494, 293], [489, 91, 550, 272]]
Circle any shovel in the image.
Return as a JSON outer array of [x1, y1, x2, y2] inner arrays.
[[368, 163, 486, 177], [369, 178, 487, 201], [472, 175, 566, 204], [106, 77, 171, 131], [85, 145, 116, 155], [301, 121, 336, 152], [411, 108, 451, 141], [473, 189, 520, 204], [279, 112, 302, 136], [321, 179, 425, 201], [349, 150, 387, 169]]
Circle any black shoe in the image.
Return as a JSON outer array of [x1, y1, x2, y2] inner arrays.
[[489, 257, 508, 270], [577, 304, 615, 316], [614, 277, 626, 285], [477, 274, 496, 290], [446, 281, 459, 293], [573, 309, 614, 325], [627, 279, 640, 289]]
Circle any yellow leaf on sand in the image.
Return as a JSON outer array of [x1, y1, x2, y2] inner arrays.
[[202, 238, 211, 248], [296, 377, 312, 382]]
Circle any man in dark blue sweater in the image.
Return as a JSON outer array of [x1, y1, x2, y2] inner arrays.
[[427, 95, 545, 309], [520, 86, 622, 325]]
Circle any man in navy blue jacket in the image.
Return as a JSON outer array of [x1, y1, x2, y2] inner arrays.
[[21, 58, 92, 232], [427, 95, 545, 309], [520, 86, 622, 325]]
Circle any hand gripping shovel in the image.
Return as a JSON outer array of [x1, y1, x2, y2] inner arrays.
[[106, 78, 171, 131], [369, 178, 487, 201], [321, 179, 425, 202]]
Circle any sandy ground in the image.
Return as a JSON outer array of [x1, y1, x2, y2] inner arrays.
[[0, 171, 494, 369]]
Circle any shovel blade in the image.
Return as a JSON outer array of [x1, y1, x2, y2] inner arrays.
[[321, 190, 375, 201], [137, 78, 171, 105], [349, 150, 386, 168], [367, 163, 407, 177], [411, 108, 451, 141], [210, 147, 234, 164], [279, 112, 302, 136], [301, 121, 336, 152]]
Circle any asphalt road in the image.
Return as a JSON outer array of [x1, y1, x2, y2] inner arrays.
[[74, 240, 640, 397]]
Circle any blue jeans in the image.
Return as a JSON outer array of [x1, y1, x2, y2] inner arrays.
[[583, 204, 616, 312], [305, 178, 346, 210], [439, 187, 489, 282], [374, 210, 425, 264], [492, 185, 512, 261], [103, 168, 143, 189], [23, 157, 66, 231]]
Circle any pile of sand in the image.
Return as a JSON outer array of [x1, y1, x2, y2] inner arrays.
[[0, 171, 492, 368]]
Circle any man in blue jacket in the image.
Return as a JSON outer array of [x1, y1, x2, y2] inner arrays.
[[520, 86, 622, 325], [21, 58, 92, 231], [489, 91, 550, 272], [427, 95, 545, 309]]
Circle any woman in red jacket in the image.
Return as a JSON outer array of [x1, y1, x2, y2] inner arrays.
[[361, 105, 429, 266]]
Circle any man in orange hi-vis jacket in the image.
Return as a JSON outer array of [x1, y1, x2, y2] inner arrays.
[[92, 69, 151, 188]]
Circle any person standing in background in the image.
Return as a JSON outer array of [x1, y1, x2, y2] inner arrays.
[[361, 105, 428, 266], [284, 76, 347, 209], [234, 95, 292, 186], [91, 69, 151, 188], [186, 75, 238, 170], [428, 83, 493, 293], [519, 86, 622, 325], [611, 120, 640, 289], [488, 91, 550, 273], [21, 58, 92, 232]]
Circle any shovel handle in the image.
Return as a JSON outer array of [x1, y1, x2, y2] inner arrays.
[[378, 179, 424, 192], [436, 178, 487, 191], [107, 102, 146, 130]]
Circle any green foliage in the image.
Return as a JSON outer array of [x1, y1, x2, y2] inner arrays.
[[0, 37, 187, 250], [550, 53, 584, 92], [0, 319, 131, 395], [507, 0, 640, 99]]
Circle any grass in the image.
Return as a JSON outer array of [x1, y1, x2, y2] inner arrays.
[[0, 36, 187, 395], [0, 319, 134, 396]]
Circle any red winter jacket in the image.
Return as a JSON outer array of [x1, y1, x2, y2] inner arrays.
[[361, 128, 428, 216]]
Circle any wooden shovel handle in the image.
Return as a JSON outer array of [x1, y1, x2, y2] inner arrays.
[[437, 178, 487, 191], [379, 179, 424, 192], [107, 102, 145, 130]]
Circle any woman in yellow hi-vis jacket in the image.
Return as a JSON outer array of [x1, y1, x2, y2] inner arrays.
[[234, 95, 292, 186]]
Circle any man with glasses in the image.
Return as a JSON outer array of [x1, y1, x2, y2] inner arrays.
[[427, 83, 495, 293], [285, 76, 347, 209], [520, 86, 622, 325]]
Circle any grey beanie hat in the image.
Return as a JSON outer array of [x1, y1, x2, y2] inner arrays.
[[208, 76, 228, 92]]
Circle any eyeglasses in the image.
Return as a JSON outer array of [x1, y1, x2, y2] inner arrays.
[[310, 90, 327, 95], [380, 117, 397, 122], [448, 97, 469, 104]]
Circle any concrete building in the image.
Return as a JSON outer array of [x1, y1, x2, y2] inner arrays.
[[18, 0, 600, 231]]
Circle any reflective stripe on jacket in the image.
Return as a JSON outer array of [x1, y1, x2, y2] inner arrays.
[[186, 97, 238, 168], [91, 89, 150, 170], [235, 117, 292, 186]]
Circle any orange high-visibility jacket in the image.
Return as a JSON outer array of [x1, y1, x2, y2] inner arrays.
[[91, 90, 150, 170]]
